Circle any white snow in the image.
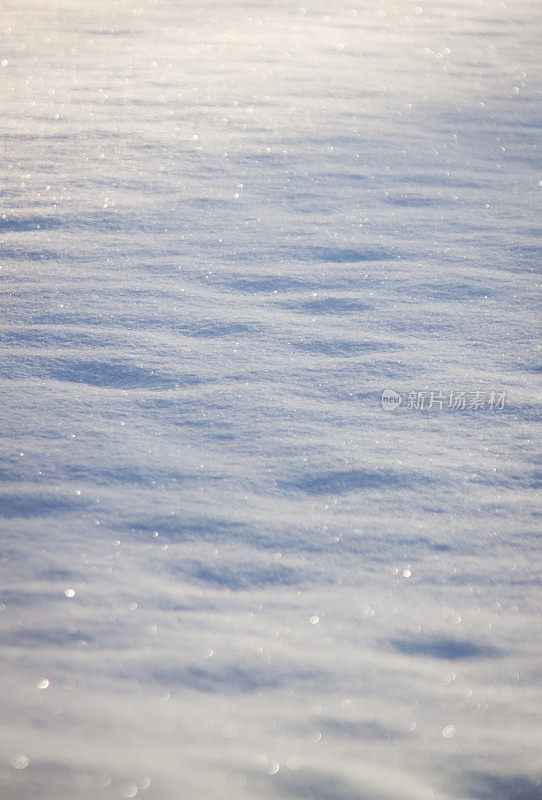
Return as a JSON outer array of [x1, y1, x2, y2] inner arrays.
[[0, 0, 540, 798]]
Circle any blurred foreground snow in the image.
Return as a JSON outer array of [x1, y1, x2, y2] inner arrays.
[[0, 0, 541, 797]]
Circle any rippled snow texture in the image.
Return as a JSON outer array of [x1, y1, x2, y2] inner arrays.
[[0, 0, 541, 798]]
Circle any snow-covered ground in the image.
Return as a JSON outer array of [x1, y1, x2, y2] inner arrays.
[[0, 0, 540, 797]]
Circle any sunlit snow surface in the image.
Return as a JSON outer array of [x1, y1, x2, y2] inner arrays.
[[0, 0, 541, 797]]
